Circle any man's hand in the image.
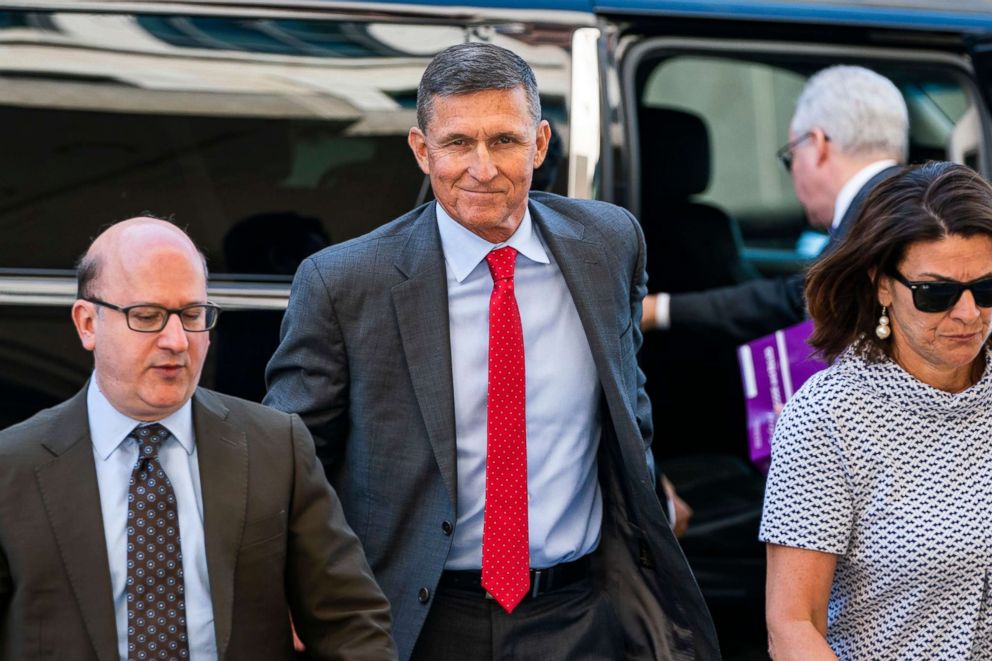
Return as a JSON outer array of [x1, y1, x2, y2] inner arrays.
[[661, 476, 693, 538], [641, 294, 658, 331]]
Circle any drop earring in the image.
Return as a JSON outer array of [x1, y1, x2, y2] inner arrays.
[[876, 305, 891, 340]]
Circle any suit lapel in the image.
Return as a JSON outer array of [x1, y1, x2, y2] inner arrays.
[[193, 389, 247, 661], [35, 387, 119, 661], [530, 200, 623, 395], [391, 205, 458, 507]]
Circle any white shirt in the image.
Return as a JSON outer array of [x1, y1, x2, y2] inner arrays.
[[831, 159, 898, 232], [87, 378, 217, 660], [436, 202, 604, 570]]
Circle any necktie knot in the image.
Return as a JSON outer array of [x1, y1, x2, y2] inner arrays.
[[486, 246, 518, 283], [131, 423, 169, 461]]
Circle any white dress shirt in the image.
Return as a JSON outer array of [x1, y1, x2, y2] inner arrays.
[[436, 201, 604, 570], [87, 378, 217, 660], [831, 159, 898, 232]]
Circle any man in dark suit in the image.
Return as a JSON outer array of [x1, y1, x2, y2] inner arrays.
[[264, 43, 719, 660], [0, 217, 396, 660], [642, 65, 908, 343]]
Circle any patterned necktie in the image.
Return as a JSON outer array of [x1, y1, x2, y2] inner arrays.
[[481, 246, 530, 613], [126, 423, 190, 661]]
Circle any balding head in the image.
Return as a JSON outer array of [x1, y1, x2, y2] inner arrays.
[[72, 216, 213, 421], [77, 217, 207, 300]]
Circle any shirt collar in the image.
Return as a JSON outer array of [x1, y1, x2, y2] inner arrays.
[[87, 375, 195, 461], [831, 159, 898, 231], [435, 201, 550, 283]]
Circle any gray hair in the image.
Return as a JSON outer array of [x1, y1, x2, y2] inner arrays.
[[416, 42, 541, 132], [791, 65, 909, 163]]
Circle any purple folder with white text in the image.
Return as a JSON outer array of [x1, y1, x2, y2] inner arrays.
[[737, 319, 827, 473]]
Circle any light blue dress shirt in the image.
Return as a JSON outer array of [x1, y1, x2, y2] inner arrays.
[[436, 202, 604, 570], [87, 378, 217, 661]]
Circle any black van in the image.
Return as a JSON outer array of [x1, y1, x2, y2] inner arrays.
[[3, 0, 992, 655]]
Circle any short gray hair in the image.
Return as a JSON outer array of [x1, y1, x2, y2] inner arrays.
[[791, 65, 909, 163], [416, 42, 541, 132]]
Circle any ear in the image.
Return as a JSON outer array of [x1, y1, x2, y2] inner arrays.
[[408, 127, 431, 176], [872, 268, 894, 307], [532, 119, 551, 169], [813, 128, 831, 167], [71, 300, 98, 352]]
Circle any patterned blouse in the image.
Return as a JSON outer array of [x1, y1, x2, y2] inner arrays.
[[760, 346, 992, 660]]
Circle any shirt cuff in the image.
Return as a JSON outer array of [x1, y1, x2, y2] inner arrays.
[[654, 292, 671, 330]]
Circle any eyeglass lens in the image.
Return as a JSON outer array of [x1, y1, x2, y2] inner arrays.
[[907, 278, 992, 312], [127, 305, 219, 332]]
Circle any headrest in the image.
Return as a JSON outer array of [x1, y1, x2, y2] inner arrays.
[[638, 106, 711, 198]]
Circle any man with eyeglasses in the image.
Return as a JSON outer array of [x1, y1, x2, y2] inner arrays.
[[0, 217, 396, 660], [643, 65, 908, 342]]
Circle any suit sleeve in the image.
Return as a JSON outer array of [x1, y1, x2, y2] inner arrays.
[[285, 413, 397, 661], [264, 257, 349, 469], [625, 210, 655, 468], [667, 272, 806, 344]]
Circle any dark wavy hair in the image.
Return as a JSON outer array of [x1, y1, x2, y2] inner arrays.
[[806, 161, 992, 362]]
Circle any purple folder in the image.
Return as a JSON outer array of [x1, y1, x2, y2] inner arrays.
[[737, 319, 827, 473]]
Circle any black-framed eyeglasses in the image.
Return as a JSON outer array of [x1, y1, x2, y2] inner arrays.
[[775, 131, 829, 172], [85, 298, 221, 332], [889, 271, 992, 313]]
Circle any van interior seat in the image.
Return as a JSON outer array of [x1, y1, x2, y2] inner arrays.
[[636, 107, 765, 594], [637, 105, 756, 294]]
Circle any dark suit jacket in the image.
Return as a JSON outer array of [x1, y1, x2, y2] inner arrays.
[[669, 165, 902, 343], [0, 386, 396, 660], [265, 191, 721, 660]]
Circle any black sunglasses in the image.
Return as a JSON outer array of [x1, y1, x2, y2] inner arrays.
[[775, 131, 830, 173], [890, 271, 992, 313]]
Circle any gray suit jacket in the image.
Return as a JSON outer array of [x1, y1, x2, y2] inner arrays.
[[265, 191, 720, 660], [0, 386, 395, 660], [669, 165, 902, 343]]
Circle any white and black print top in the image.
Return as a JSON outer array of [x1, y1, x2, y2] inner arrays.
[[760, 346, 992, 660]]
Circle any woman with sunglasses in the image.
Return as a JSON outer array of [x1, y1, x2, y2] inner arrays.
[[761, 161, 992, 660]]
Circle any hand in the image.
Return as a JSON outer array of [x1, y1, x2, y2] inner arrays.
[[661, 476, 693, 538], [290, 615, 305, 652], [641, 294, 657, 332]]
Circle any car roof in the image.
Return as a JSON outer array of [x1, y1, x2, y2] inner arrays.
[[344, 0, 992, 31], [591, 0, 992, 30]]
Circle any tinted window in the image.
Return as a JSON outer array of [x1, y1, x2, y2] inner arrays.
[[0, 10, 575, 427]]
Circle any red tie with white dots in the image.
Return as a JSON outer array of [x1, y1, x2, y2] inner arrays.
[[481, 246, 530, 613]]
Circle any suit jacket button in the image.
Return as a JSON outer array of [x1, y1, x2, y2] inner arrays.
[[418, 587, 431, 603], [441, 520, 453, 535]]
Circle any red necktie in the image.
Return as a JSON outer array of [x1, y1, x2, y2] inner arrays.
[[481, 246, 530, 613]]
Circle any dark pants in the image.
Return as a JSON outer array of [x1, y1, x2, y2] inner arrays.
[[410, 578, 624, 661]]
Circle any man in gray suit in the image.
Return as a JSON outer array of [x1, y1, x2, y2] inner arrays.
[[642, 65, 908, 343], [265, 43, 719, 660], [0, 217, 395, 660]]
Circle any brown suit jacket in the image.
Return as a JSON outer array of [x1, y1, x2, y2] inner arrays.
[[0, 386, 396, 660]]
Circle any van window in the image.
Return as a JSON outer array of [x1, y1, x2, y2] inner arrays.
[[636, 54, 977, 278], [0, 9, 575, 426], [0, 12, 572, 278]]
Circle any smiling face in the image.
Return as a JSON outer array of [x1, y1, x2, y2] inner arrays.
[[72, 221, 210, 420], [408, 86, 550, 243], [877, 233, 992, 391]]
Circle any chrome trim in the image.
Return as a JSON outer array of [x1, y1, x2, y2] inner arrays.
[[568, 26, 601, 199], [0, 1, 596, 26], [0, 276, 291, 310]]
